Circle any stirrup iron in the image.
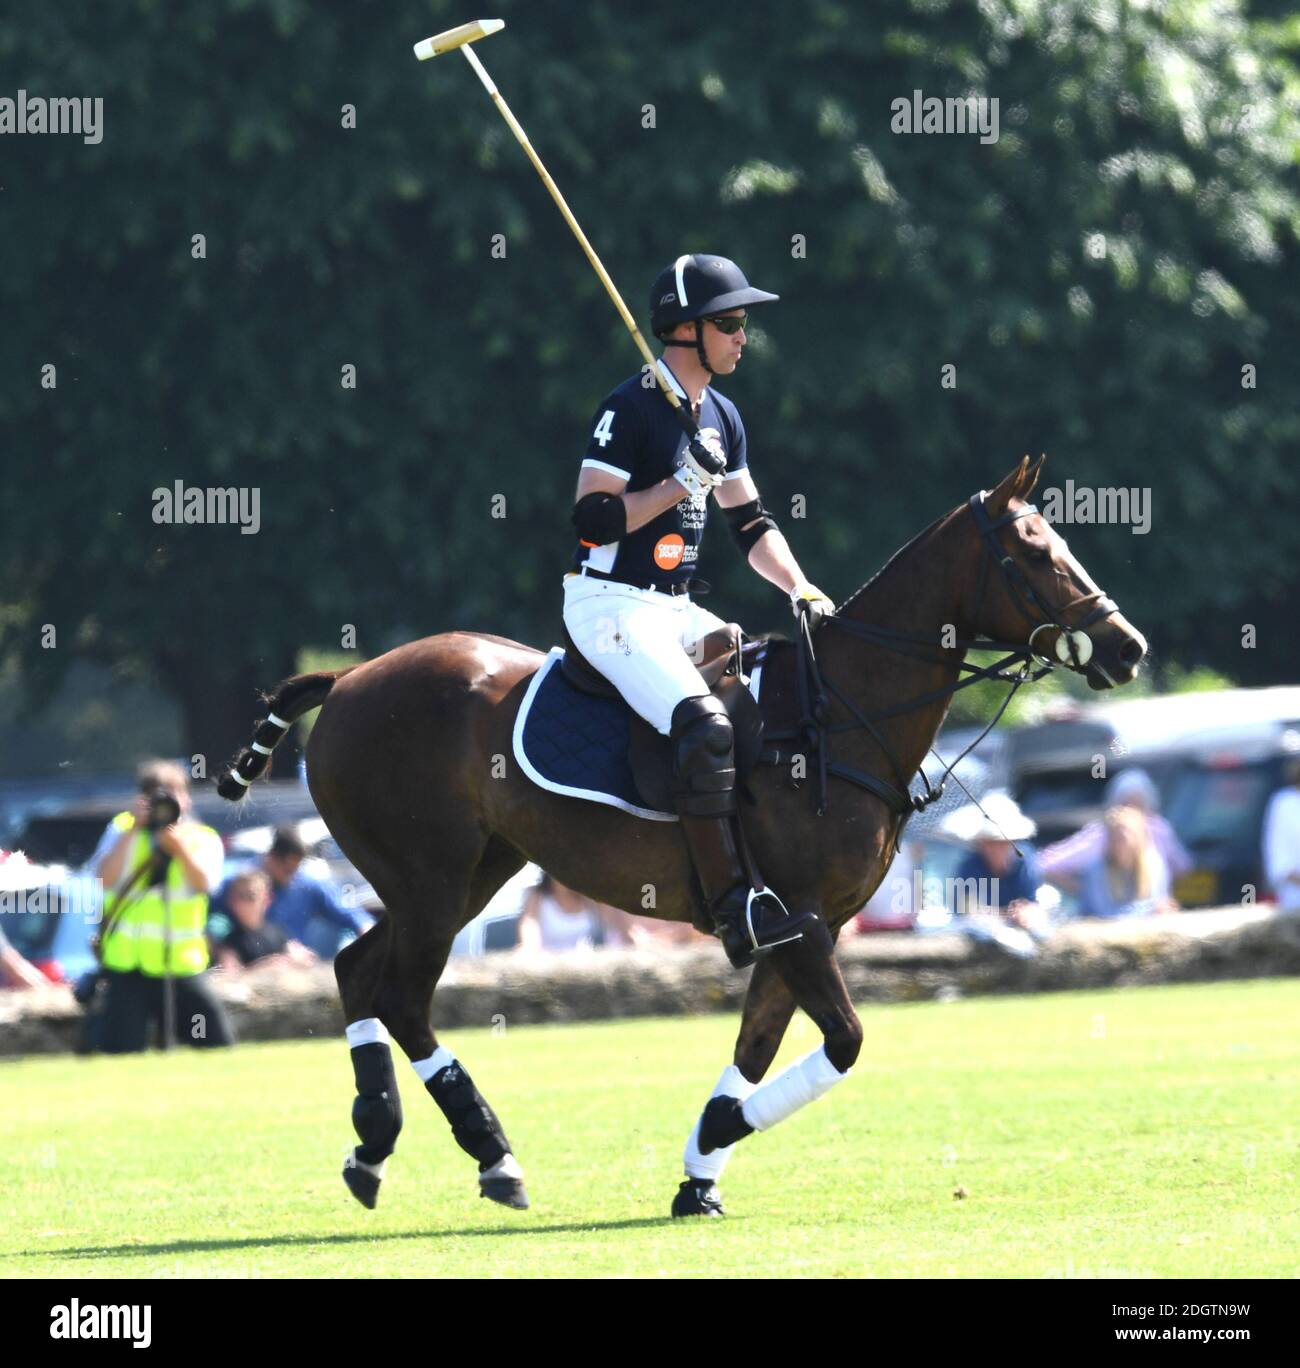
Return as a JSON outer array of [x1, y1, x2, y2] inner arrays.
[[744, 887, 806, 955]]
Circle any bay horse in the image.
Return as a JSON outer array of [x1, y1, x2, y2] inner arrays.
[[216, 455, 1146, 1216]]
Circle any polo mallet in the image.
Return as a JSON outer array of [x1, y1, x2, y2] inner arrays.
[[413, 19, 709, 450]]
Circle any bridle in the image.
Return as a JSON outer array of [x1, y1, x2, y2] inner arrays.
[[967, 492, 1120, 676], [756, 490, 1125, 826]]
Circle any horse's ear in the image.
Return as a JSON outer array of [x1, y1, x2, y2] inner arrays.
[[986, 456, 1032, 516], [1022, 453, 1046, 500]]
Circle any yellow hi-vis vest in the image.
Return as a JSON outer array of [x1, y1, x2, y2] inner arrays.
[[99, 812, 216, 977]]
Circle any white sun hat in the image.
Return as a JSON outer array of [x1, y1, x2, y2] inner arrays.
[[940, 790, 1038, 844]]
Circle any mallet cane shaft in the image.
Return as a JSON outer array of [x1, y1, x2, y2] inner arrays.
[[414, 19, 702, 439]]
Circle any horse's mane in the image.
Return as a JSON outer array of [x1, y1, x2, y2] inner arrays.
[[739, 496, 969, 658], [835, 502, 962, 616]]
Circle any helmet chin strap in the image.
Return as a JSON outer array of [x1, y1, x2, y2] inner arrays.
[[661, 321, 715, 375], [694, 319, 714, 375]]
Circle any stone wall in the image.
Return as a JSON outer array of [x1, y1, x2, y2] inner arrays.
[[2, 907, 1297, 1057]]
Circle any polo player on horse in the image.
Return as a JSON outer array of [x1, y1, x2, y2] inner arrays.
[[563, 252, 833, 968]]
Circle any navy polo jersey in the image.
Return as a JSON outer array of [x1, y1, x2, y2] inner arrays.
[[571, 357, 750, 591]]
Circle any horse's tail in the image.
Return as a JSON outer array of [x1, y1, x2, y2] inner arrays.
[[215, 668, 358, 801]]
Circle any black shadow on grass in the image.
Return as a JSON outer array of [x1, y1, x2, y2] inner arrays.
[[48, 1216, 737, 1260]]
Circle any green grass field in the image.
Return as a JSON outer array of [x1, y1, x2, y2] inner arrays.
[[3, 979, 1297, 1278]]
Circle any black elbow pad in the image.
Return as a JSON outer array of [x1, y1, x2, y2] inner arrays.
[[572, 491, 627, 547], [724, 498, 778, 556]]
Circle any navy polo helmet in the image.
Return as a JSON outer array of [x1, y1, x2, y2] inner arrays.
[[649, 254, 779, 337]]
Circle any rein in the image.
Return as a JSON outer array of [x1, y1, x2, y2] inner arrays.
[[757, 490, 1121, 825]]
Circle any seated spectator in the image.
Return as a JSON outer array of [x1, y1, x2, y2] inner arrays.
[[1262, 757, 1300, 913], [1075, 806, 1176, 919], [516, 874, 626, 953], [0, 921, 57, 990], [213, 870, 317, 972], [211, 826, 372, 961], [949, 795, 1047, 929], [1038, 768, 1192, 888]]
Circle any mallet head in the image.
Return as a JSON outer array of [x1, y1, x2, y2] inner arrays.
[[413, 19, 505, 61]]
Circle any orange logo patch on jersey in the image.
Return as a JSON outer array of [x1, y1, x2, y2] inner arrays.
[[653, 534, 686, 570]]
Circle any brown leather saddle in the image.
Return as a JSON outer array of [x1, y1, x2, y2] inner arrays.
[[557, 620, 765, 814]]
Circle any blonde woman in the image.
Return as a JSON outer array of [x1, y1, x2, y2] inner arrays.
[[1077, 806, 1177, 919]]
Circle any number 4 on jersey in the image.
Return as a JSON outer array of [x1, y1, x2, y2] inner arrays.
[[592, 409, 616, 448]]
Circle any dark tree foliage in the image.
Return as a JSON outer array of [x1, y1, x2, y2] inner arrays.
[[1, 0, 1296, 765]]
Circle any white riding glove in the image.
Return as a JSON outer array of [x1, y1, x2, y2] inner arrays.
[[790, 581, 835, 629], [673, 429, 726, 495]]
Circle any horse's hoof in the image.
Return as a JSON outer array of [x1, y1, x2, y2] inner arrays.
[[672, 1178, 724, 1218], [343, 1159, 381, 1210], [696, 1095, 754, 1155], [480, 1177, 530, 1210]]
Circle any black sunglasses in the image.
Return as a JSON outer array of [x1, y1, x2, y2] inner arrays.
[[703, 312, 748, 335]]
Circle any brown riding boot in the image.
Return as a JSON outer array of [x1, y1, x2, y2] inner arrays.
[[669, 696, 814, 969]]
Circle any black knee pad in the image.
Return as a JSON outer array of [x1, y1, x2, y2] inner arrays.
[[350, 1042, 403, 1165], [425, 1060, 510, 1171], [670, 696, 736, 816], [671, 694, 730, 741]]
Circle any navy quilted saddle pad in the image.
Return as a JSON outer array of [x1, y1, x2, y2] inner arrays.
[[514, 649, 675, 820]]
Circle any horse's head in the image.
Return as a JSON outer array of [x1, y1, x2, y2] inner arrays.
[[963, 456, 1146, 690]]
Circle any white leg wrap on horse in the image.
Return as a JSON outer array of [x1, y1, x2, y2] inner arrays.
[[344, 1151, 387, 1181], [345, 1017, 390, 1048], [741, 1046, 849, 1133], [684, 1064, 757, 1180], [479, 1152, 525, 1182], [409, 1044, 456, 1082]]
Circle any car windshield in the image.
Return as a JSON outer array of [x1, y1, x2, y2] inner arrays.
[[1165, 766, 1274, 847], [1017, 771, 1103, 821], [1017, 762, 1181, 831]]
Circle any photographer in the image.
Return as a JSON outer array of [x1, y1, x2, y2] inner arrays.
[[88, 760, 235, 1052]]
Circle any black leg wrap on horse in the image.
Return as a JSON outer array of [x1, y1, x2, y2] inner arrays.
[[425, 1061, 510, 1171], [350, 1042, 403, 1166], [697, 1095, 754, 1155]]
